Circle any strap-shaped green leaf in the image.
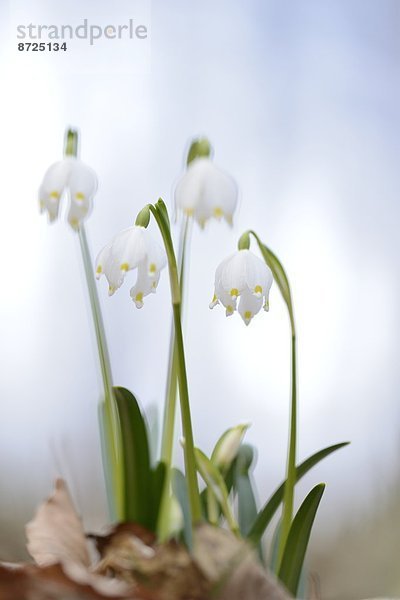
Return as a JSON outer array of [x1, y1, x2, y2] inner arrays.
[[114, 386, 152, 528], [194, 448, 239, 535], [235, 445, 258, 537], [150, 462, 166, 533], [247, 442, 349, 545], [172, 468, 193, 548], [278, 484, 325, 595]]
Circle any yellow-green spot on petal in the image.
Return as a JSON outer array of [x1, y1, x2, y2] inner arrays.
[[120, 263, 129, 272], [213, 206, 223, 218], [254, 285, 263, 295], [135, 292, 143, 303], [70, 217, 79, 228], [230, 288, 239, 298], [226, 305, 234, 315], [75, 192, 85, 201], [184, 207, 194, 217], [149, 263, 156, 274], [212, 294, 217, 302], [50, 191, 60, 199], [244, 311, 252, 320], [96, 265, 102, 274]]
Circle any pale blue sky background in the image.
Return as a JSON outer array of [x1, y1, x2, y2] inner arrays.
[[0, 1, 399, 594]]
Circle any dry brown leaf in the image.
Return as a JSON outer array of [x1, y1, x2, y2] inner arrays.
[[25, 479, 135, 598], [193, 524, 292, 600], [26, 478, 91, 568]]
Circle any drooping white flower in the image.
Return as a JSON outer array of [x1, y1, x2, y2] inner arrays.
[[210, 249, 273, 325], [175, 157, 238, 228], [39, 157, 97, 230], [95, 225, 166, 308]]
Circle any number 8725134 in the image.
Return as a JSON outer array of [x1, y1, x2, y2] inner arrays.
[[18, 42, 67, 51]]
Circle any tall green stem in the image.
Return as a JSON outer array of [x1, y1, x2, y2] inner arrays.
[[64, 128, 123, 519], [161, 216, 191, 465], [278, 329, 297, 566], [248, 230, 297, 566], [78, 225, 124, 519], [149, 203, 202, 526]]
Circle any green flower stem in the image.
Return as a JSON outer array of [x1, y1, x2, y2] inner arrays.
[[158, 217, 190, 540], [149, 203, 202, 527], [64, 128, 123, 519], [278, 331, 297, 566], [78, 225, 124, 519], [161, 215, 191, 466], [248, 230, 297, 567]]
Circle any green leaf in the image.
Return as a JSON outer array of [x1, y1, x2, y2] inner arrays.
[[150, 462, 166, 533], [235, 445, 258, 537], [194, 448, 239, 535], [200, 458, 236, 520], [211, 424, 250, 472], [278, 483, 325, 596], [269, 519, 282, 572], [247, 442, 349, 545], [172, 468, 192, 548], [114, 386, 152, 528]]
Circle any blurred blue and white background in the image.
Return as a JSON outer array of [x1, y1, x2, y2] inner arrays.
[[0, 1, 399, 597]]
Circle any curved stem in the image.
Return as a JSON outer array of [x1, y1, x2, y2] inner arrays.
[[149, 204, 201, 527], [248, 230, 297, 566], [158, 217, 191, 540], [161, 216, 191, 464]]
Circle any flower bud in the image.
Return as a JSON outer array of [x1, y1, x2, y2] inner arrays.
[[212, 424, 250, 470]]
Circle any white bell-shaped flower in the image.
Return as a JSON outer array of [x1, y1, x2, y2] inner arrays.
[[95, 225, 166, 308], [210, 249, 273, 325], [175, 157, 238, 228], [39, 157, 97, 229]]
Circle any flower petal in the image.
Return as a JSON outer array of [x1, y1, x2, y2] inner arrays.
[[111, 226, 148, 273], [95, 243, 124, 295], [219, 251, 249, 296], [67, 200, 90, 231], [194, 160, 238, 227], [129, 263, 160, 308], [38, 160, 71, 223], [143, 230, 167, 277], [214, 278, 237, 316], [175, 158, 238, 227], [68, 159, 98, 206], [238, 289, 263, 325], [242, 251, 273, 298]]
